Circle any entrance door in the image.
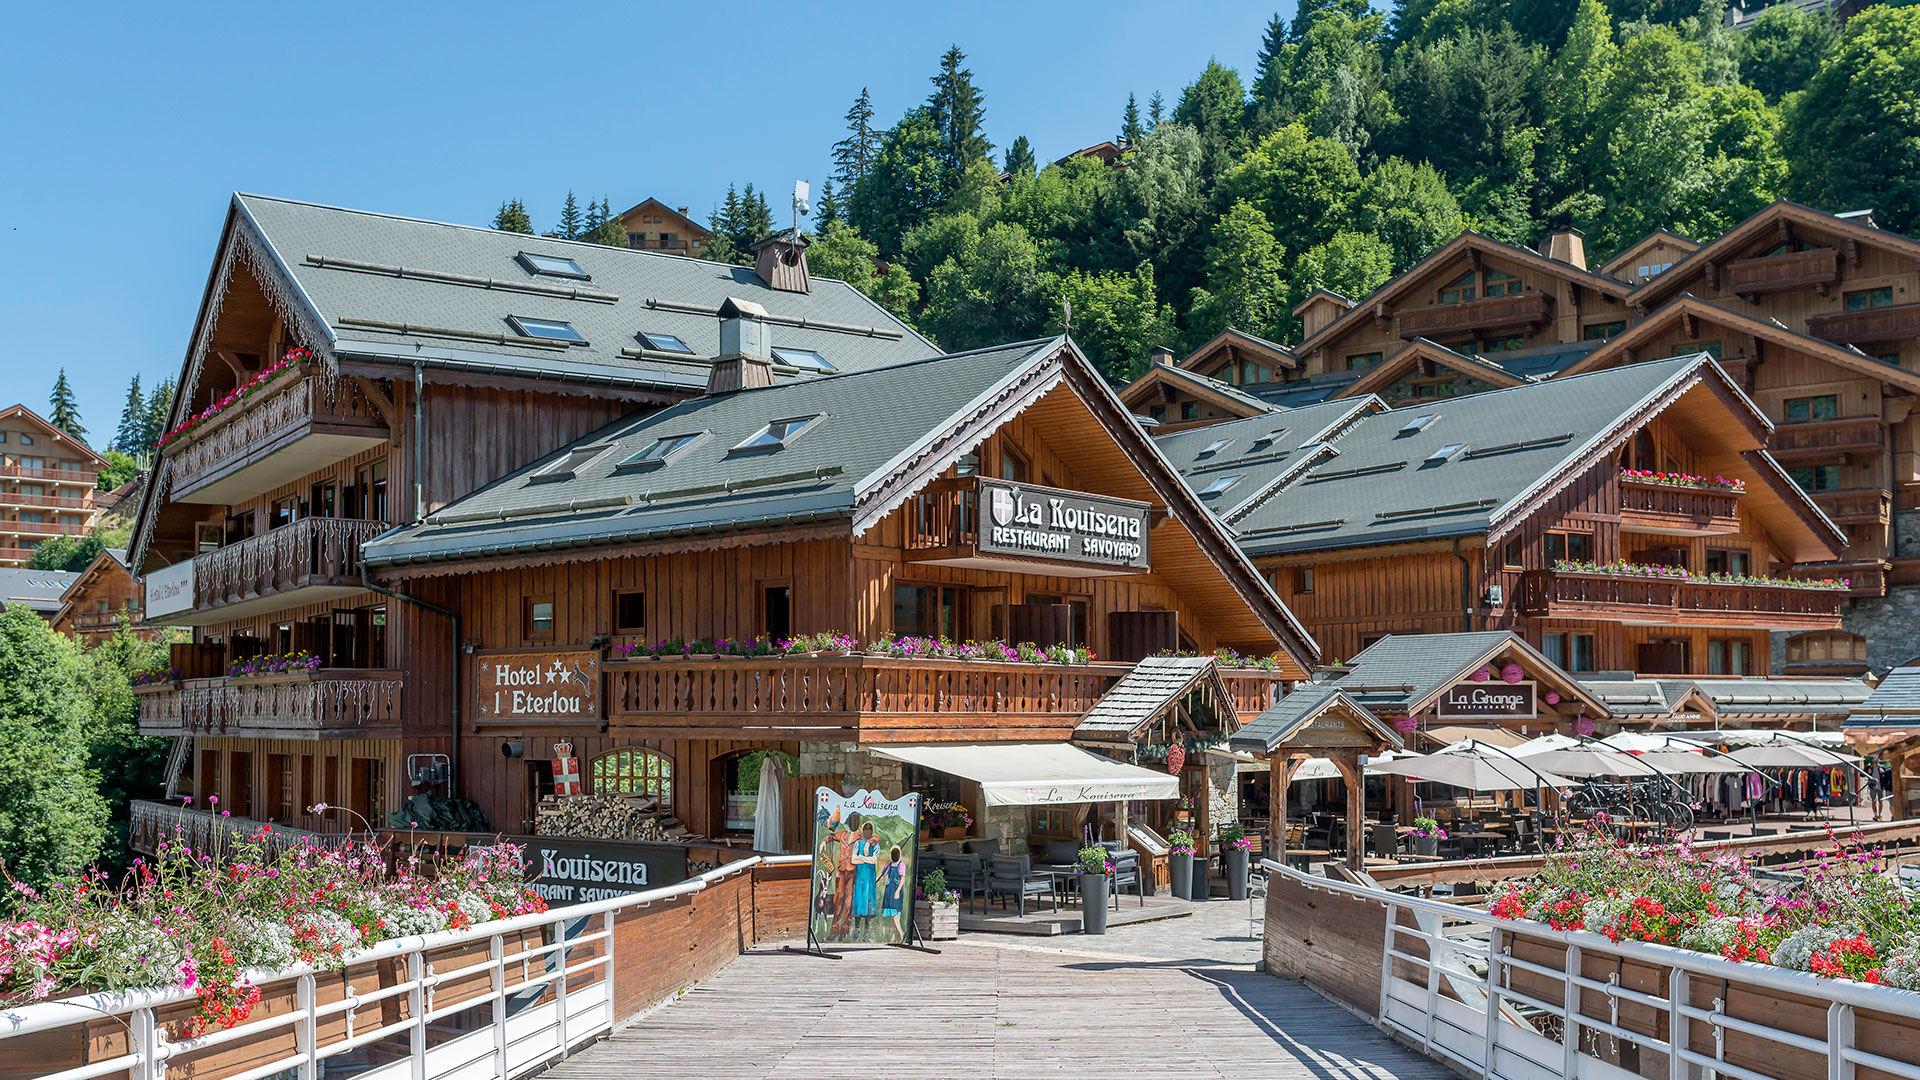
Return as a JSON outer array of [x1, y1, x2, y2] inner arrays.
[[1637, 639, 1690, 675]]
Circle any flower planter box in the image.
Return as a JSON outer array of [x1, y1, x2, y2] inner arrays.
[[914, 900, 958, 940]]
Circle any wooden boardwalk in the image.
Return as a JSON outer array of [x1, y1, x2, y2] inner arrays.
[[547, 940, 1454, 1079]]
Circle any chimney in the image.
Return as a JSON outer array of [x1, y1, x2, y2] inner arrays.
[[1538, 227, 1588, 271], [707, 296, 776, 395], [676, 205, 690, 217], [753, 229, 812, 293], [1293, 290, 1354, 339], [1149, 345, 1175, 368]]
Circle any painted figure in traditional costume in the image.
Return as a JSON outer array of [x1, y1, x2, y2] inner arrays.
[[830, 812, 861, 939], [879, 845, 905, 939], [851, 821, 880, 939]]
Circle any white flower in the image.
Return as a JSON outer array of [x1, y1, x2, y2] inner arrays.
[[1680, 915, 1747, 954], [455, 891, 491, 924], [1772, 924, 1853, 972], [1580, 894, 1631, 932], [1878, 943, 1920, 991]]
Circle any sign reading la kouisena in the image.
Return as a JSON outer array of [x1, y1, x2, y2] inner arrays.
[[473, 649, 601, 724], [1436, 681, 1538, 720], [477, 835, 686, 903], [978, 479, 1151, 570], [809, 788, 921, 947]]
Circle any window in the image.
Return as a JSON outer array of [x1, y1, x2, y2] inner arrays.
[[1635, 262, 1674, 279], [270, 754, 294, 821], [1199, 438, 1231, 457], [1440, 271, 1477, 304], [1346, 352, 1383, 371], [1149, 404, 1167, 422], [1708, 639, 1751, 676], [18, 435, 31, 446], [620, 432, 701, 469], [352, 758, 385, 825], [1880, 353, 1904, 368], [1545, 531, 1591, 564], [355, 460, 389, 521], [1000, 447, 1028, 482], [1785, 394, 1839, 424], [1412, 380, 1456, 398], [18, 456, 42, 469], [1583, 321, 1627, 340], [1180, 401, 1199, 421], [1845, 286, 1894, 311], [771, 347, 835, 373], [638, 331, 695, 354], [1786, 630, 1866, 666], [507, 316, 586, 343], [1669, 341, 1723, 360], [762, 582, 792, 640], [1023, 592, 1090, 648], [1480, 335, 1525, 352], [590, 749, 672, 807], [517, 252, 588, 279], [955, 452, 980, 477], [1297, 567, 1315, 594], [227, 752, 253, 818], [1199, 474, 1243, 497], [1705, 549, 1751, 576], [734, 415, 822, 452], [1542, 632, 1596, 673], [309, 480, 336, 518], [1398, 413, 1437, 434], [615, 590, 646, 633], [1503, 536, 1524, 569], [531, 443, 613, 482], [271, 495, 298, 530], [1424, 443, 1466, 463], [525, 597, 555, 639], [1483, 270, 1522, 297], [1789, 464, 1843, 491], [894, 583, 962, 638], [1248, 427, 1287, 451]]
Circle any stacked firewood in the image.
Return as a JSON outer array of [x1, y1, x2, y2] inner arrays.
[[534, 793, 672, 841]]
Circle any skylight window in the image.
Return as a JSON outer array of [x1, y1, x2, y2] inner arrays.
[[1399, 414, 1438, 434], [733, 414, 823, 452], [1248, 428, 1288, 451], [1424, 443, 1466, 464], [517, 252, 588, 279], [1199, 474, 1244, 497], [1199, 438, 1232, 457], [530, 444, 615, 484], [638, 331, 695, 354], [771, 347, 836, 373], [619, 432, 703, 470], [508, 316, 586, 343]]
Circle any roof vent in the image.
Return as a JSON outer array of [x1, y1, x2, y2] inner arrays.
[[708, 296, 775, 395], [753, 229, 812, 293], [1149, 345, 1175, 368]]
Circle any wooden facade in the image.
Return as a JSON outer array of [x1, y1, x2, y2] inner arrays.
[[0, 403, 104, 568], [48, 548, 146, 645]]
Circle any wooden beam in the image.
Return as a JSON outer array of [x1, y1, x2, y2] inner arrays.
[[215, 350, 248, 379], [1331, 751, 1365, 870], [353, 376, 402, 430]]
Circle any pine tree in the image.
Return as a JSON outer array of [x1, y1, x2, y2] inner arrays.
[[579, 195, 603, 235], [110, 375, 143, 455], [557, 191, 583, 240], [705, 186, 746, 265], [814, 180, 841, 227], [1121, 93, 1144, 146], [927, 46, 992, 171], [742, 185, 774, 246], [142, 378, 175, 449], [1003, 135, 1037, 178], [579, 198, 627, 246], [47, 369, 85, 442], [832, 88, 881, 188], [1148, 90, 1165, 130], [491, 198, 533, 233]]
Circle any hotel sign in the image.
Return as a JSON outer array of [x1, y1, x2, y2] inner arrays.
[[979, 479, 1151, 570], [1436, 681, 1538, 720], [144, 559, 195, 619], [474, 649, 601, 724]]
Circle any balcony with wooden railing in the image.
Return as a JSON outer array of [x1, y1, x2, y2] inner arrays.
[[901, 477, 979, 558], [605, 656, 1286, 743], [0, 490, 93, 511], [1725, 247, 1839, 297], [1811, 487, 1892, 526], [1767, 415, 1884, 463], [0, 464, 96, 484], [128, 798, 362, 855], [172, 516, 388, 624], [166, 367, 389, 505], [0, 518, 90, 537], [1785, 560, 1887, 598], [68, 609, 137, 635], [0, 546, 33, 564], [1806, 301, 1920, 346], [1395, 292, 1552, 340], [1616, 478, 1741, 535], [1516, 569, 1843, 630], [136, 668, 405, 739]]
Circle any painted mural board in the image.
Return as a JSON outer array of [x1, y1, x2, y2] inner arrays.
[[808, 787, 921, 946]]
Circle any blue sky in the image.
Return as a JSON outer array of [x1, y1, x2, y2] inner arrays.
[[0, 2, 1296, 442]]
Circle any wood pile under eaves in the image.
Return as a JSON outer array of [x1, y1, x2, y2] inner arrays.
[[534, 793, 705, 843]]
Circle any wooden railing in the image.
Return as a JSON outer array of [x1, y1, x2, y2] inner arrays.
[[1616, 478, 1740, 532], [1786, 561, 1888, 597], [1395, 292, 1551, 339], [168, 368, 388, 496], [1768, 415, 1884, 460], [69, 609, 136, 633], [136, 668, 405, 738], [1807, 300, 1920, 346], [1812, 486, 1892, 525], [902, 477, 978, 552], [1516, 569, 1844, 627], [193, 516, 388, 612], [0, 546, 33, 563], [0, 519, 89, 537], [1725, 246, 1839, 295], [0, 464, 95, 483], [0, 490, 93, 510], [128, 797, 358, 856]]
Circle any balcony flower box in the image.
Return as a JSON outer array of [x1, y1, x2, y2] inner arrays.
[[1618, 467, 1744, 492]]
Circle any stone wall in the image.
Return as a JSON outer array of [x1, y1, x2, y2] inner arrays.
[[1841, 591, 1920, 674]]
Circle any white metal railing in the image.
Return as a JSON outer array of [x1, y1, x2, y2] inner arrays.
[[1259, 859, 1920, 1080], [0, 854, 810, 1080]]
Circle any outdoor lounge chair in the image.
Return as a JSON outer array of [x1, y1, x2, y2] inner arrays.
[[987, 855, 1058, 916], [938, 853, 990, 913], [1106, 849, 1144, 908]]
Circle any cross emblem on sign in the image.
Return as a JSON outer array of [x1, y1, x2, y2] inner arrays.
[[551, 740, 582, 796]]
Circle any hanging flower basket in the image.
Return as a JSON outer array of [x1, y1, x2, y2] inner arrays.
[[1574, 715, 1595, 737], [1544, 691, 1561, 706], [1500, 662, 1525, 684]]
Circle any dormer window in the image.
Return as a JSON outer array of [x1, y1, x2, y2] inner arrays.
[[1424, 443, 1466, 464], [1248, 428, 1287, 451], [1199, 438, 1231, 457], [733, 414, 822, 452], [508, 316, 586, 343], [1398, 413, 1437, 435], [1199, 474, 1243, 497], [1483, 269, 1522, 297], [517, 252, 588, 279], [618, 432, 702, 470], [530, 443, 614, 483], [638, 331, 695, 354], [771, 347, 835, 373]]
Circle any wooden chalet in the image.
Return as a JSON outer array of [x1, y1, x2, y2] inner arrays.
[[48, 547, 148, 644], [0, 403, 106, 569], [1157, 355, 1851, 686], [613, 197, 710, 256]]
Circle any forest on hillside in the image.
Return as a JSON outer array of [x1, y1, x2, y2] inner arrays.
[[498, 0, 1920, 384]]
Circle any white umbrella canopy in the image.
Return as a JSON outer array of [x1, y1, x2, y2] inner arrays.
[[1729, 741, 1860, 768], [1637, 750, 1754, 775], [1510, 733, 1581, 757], [752, 754, 785, 853], [1291, 751, 1414, 784], [1367, 745, 1578, 791], [1529, 748, 1669, 778], [1599, 731, 1694, 752]]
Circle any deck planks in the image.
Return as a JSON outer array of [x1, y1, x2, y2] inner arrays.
[[545, 940, 1453, 1079]]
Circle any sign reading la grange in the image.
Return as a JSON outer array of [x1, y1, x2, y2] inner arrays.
[[474, 649, 601, 724], [1436, 680, 1538, 720], [978, 479, 1151, 570]]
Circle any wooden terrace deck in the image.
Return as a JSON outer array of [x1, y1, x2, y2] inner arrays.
[[547, 938, 1455, 1079]]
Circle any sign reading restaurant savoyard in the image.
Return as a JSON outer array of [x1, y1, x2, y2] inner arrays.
[[1435, 680, 1538, 721], [978, 478, 1151, 570], [473, 648, 602, 725]]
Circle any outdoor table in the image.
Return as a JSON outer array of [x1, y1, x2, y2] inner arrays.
[[1453, 830, 1505, 858], [1283, 847, 1331, 871], [1032, 863, 1086, 906]]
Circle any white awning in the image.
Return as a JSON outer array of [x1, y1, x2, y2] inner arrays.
[[871, 743, 1180, 806]]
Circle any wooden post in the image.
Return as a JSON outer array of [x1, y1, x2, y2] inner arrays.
[[1332, 751, 1364, 871], [1269, 754, 1285, 857]]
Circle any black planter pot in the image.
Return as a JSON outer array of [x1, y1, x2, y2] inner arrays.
[[1081, 874, 1109, 933], [1415, 834, 1439, 858], [1170, 852, 1192, 900], [1188, 853, 1210, 901], [1225, 847, 1249, 901]]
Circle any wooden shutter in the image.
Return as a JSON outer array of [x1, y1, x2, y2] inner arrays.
[[1007, 603, 1071, 647], [1636, 641, 1689, 675], [1107, 610, 1179, 663]]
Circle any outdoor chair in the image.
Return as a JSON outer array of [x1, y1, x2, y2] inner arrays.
[[1106, 849, 1144, 909], [941, 853, 990, 913], [1369, 823, 1400, 857], [968, 837, 1002, 858], [1040, 838, 1081, 865], [987, 855, 1058, 916]]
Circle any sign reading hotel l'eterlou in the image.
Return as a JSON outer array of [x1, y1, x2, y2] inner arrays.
[[474, 649, 602, 724]]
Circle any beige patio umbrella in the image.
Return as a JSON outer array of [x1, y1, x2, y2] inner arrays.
[[1728, 742, 1860, 768], [1529, 747, 1671, 778], [1636, 750, 1754, 775], [1367, 745, 1578, 792]]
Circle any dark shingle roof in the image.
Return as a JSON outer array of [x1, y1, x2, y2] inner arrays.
[[1228, 683, 1403, 753], [0, 568, 82, 613], [1249, 371, 1361, 408], [1311, 631, 1526, 712], [1701, 678, 1868, 718], [1156, 356, 1707, 558], [238, 194, 938, 390], [1075, 656, 1223, 739], [360, 339, 1060, 567], [1852, 666, 1920, 726]]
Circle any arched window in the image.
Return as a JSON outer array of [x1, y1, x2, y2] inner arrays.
[[590, 748, 673, 809]]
